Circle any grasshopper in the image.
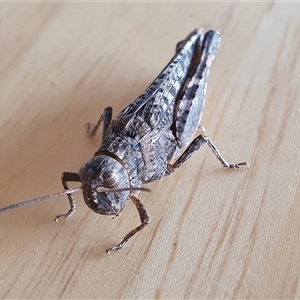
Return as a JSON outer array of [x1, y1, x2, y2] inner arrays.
[[0, 29, 249, 253]]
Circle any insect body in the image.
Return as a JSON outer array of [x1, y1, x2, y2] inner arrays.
[[0, 29, 249, 253]]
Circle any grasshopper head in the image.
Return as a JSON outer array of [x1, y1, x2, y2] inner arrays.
[[79, 155, 130, 216]]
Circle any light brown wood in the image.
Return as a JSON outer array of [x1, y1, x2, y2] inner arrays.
[[0, 2, 300, 299]]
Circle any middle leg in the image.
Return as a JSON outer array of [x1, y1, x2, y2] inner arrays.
[[167, 134, 249, 174]]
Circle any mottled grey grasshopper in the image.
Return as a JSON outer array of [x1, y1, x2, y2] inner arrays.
[[0, 29, 249, 253]]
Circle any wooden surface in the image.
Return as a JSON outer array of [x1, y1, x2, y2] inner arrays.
[[0, 2, 300, 299]]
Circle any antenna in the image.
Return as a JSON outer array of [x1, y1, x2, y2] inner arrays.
[[94, 186, 150, 193], [0, 187, 82, 214], [0, 186, 150, 214]]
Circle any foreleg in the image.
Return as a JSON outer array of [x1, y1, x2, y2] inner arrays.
[[54, 172, 82, 222], [106, 195, 151, 254]]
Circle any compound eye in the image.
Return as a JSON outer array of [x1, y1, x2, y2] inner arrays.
[[102, 169, 120, 187]]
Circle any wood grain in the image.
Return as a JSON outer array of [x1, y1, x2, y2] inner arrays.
[[0, 2, 300, 299]]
